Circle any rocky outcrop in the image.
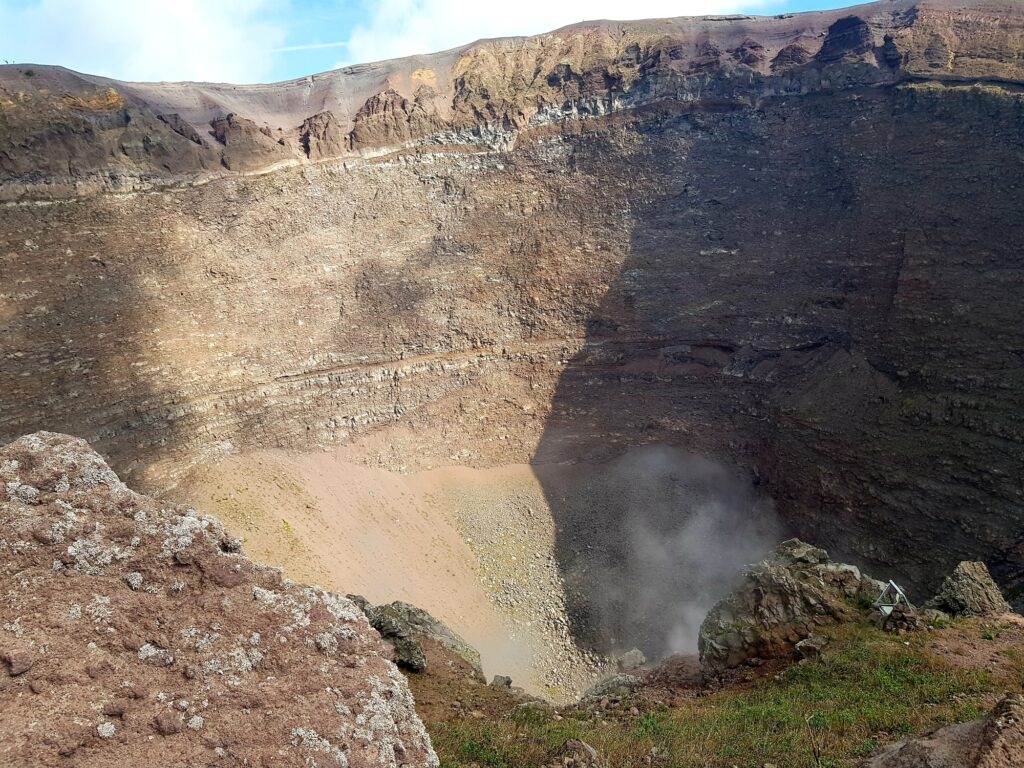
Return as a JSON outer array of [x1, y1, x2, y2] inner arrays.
[[925, 562, 1013, 617], [348, 87, 444, 152], [583, 673, 642, 700], [157, 113, 206, 146], [0, 432, 437, 767], [300, 110, 348, 160], [864, 693, 1024, 767], [350, 598, 484, 680], [698, 539, 883, 674], [207, 113, 290, 171]]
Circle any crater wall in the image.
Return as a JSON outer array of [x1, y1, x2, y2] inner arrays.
[[1, 0, 1022, 610]]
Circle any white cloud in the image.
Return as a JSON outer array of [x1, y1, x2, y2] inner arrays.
[[342, 0, 764, 65], [0, 0, 288, 83]]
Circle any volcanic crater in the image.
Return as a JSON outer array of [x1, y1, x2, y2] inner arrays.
[[2, 0, 1023, 701]]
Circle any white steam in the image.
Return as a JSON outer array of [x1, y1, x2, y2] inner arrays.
[[540, 445, 780, 658]]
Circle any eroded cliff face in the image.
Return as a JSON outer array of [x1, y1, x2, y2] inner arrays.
[[1, 0, 1023, 613]]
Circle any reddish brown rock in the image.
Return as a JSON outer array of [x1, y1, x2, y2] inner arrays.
[[208, 113, 291, 171], [153, 711, 183, 736], [299, 110, 348, 160], [1, 649, 36, 676], [0, 432, 438, 767], [348, 87, 444, 151], [864, 694, 1024, 767]]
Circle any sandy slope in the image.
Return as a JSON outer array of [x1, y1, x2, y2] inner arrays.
[[176, 449, 602, 700]]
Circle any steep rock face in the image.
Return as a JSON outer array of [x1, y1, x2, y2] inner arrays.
[[1, 0, 1021, 198], [0, 432, 437, 767], [349, 87, 445, 151], [0, 0, 1023, 611], [208, 113, 291, 171], [301, 111, 348, 160]]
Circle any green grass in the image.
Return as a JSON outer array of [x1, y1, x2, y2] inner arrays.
[[431, 625, 999, 768]]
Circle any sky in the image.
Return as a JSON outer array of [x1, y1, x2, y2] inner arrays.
[[0, 0, 858, 84]]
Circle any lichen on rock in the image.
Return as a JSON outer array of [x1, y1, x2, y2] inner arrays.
[[925, 561, 1012, 618], [0, 432, 438, 767]]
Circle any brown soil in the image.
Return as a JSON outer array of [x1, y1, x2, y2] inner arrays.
[[404, 637, 535, 726], [926, 614, 1024, 684]]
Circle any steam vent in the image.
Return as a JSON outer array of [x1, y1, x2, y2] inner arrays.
[[2, 1, 1024, 766]]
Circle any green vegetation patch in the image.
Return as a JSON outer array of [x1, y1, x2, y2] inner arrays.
[[431, 625, 1001, 768]]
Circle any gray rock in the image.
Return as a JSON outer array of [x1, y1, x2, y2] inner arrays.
[[925, 562, 1012, 618], [773, 538, 829, 566], [615, 648, 646, 672], [698, 538, 882, 674], [583, 673, 640, 700], [365, 607, 427, 673], [346, 597, 484, 678], [490, 675, 512, 688], [795, 634, 827, 660], [870, 602, 924, 634], [380, 601, 484, 678]]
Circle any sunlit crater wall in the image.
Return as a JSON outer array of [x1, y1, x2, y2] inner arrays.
[[1, 0, 1023, 628]]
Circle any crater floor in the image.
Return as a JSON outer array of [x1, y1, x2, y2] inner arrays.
[[178, 443, 776, 701]]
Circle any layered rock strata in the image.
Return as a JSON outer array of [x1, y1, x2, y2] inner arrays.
[[1, 0, 1022, 606]]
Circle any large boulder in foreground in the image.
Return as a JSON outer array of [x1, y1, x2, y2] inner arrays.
[[698, 539, 883, 674], [863, 693, 1024, 767], [0, 432, 438, 767], [925, 561, 1012, 618]]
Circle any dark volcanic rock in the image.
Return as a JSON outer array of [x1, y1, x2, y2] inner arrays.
[[367, 605, 429, 672], [817, 16, 874, 62], [349, 597, 483, 679], [157, 113, 205, 146]]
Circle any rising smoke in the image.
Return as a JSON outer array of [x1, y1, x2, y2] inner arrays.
[[539, 445, 781, 659]]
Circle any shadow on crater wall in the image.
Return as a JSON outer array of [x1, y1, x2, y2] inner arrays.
[[533, 82, 1024, 656], [0, 195, 192, 483]]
